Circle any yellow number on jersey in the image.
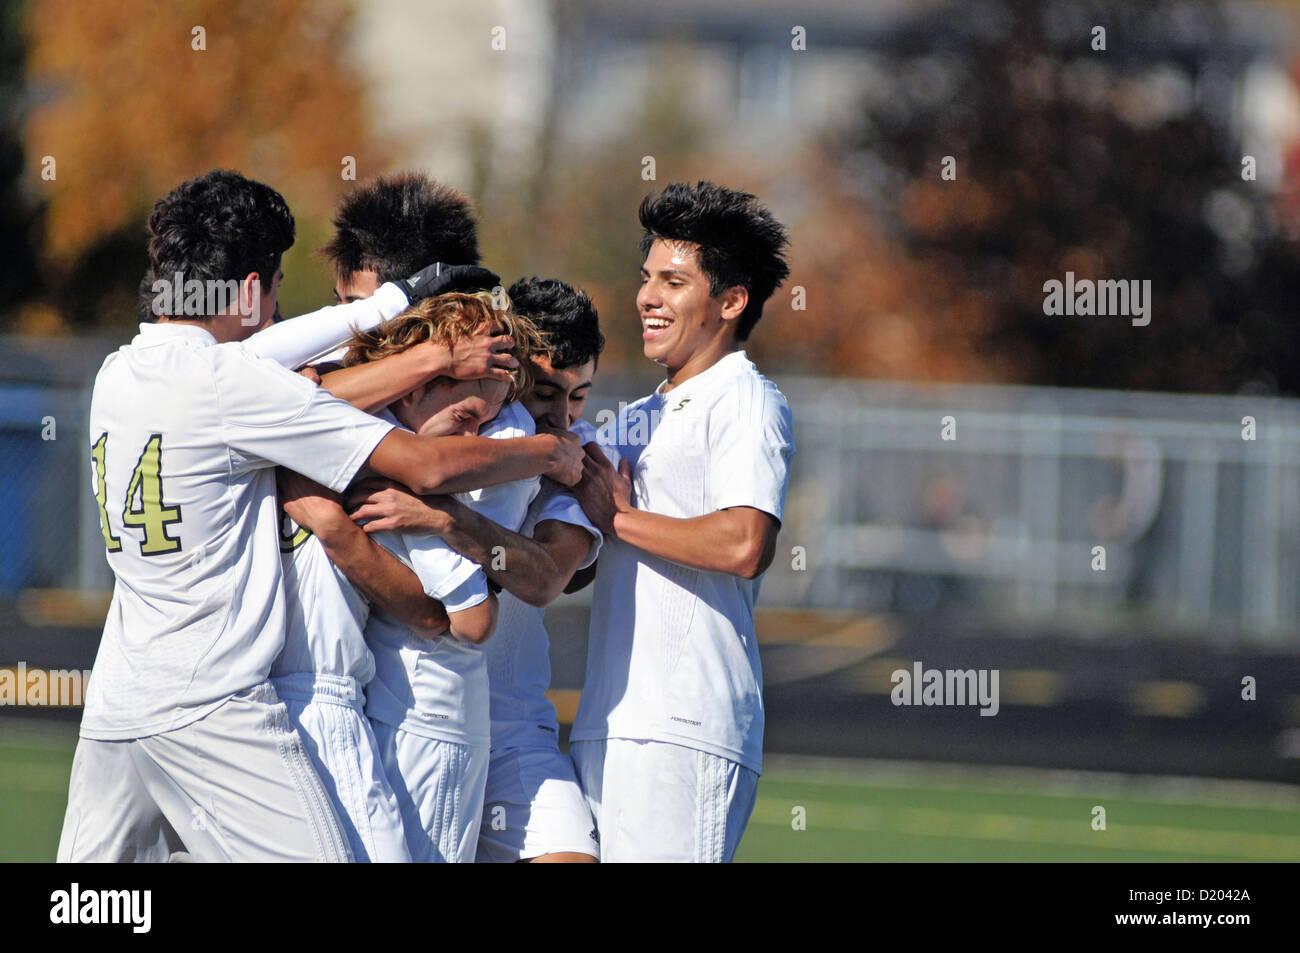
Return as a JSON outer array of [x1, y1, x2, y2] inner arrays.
[[118, 433, 183, 555], [279, 514, 312, 553], [91, 433, 122, 552]]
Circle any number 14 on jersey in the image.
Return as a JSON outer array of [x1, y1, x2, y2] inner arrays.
[[92, 433, 184, 556]]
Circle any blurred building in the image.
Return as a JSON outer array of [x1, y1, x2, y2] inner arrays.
[[352, 0, 1300, 199], [350, 0, 940, 195]]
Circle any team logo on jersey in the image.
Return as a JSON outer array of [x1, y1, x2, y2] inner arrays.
[[672, 397, 691, 412], [589, 827, 600, 844]]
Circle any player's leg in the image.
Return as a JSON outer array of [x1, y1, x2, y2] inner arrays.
[[57, 737, 183, 862], [478, 746, 598, 863], [275, 674, 411, 863], [134, 682, 354, 862], [595, 739, 757, 863], [453, 742, 490, 862], [516, 745, 599, 862], [569, 738, 609, 858], [374, 723, 487, 862]]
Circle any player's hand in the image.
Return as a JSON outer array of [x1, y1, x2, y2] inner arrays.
[[279, 469, 350, 540], [398, 263, 500, 305], [447, 324, 517, 383], [297, 365, 322, 386], [347, 478, 451, 535], [573, 443, 633, 535], [537, 426, 584, 487]]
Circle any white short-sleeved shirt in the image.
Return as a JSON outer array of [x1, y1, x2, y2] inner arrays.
[[81, 322, 394, 740], [364, 404, 540, 748], [487, 420, 602, 752], [571, 351, 795, 773], [270, 520, 374, 685]]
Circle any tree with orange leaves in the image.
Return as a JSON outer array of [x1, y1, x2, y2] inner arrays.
[[20, 0, 388, 332]]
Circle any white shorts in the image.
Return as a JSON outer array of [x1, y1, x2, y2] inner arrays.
[[273, 674, 411, 863], [476, 746, 599, 863], [58, 682, 352, 862], [371, 720, 488, 863], [570, 738, 759, 863]]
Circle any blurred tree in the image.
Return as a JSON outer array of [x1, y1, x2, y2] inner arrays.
[[833, 0, 1300, 395], [20, 0, 389, 332], [478, 43, 708, 381], [0, 0, 43, 323]]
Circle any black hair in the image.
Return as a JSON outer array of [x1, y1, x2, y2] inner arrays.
[[638, 180, 790, 341], [506, 276, 604, 370], [147, 169, 294, 318], [320, 172, 480, 283]]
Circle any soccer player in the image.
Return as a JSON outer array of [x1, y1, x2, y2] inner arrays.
[[347, 277, 606, 863], [253, 173, 509, 864], [344, 292, 548, 862], [58, 170, 581, 863], [569, 181, 796, 863]]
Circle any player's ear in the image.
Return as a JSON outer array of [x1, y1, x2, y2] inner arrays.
[[238, 272, 261, 310], [719, 284, 748, 324]]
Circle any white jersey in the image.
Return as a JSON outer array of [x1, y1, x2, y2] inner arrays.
[[256, 282, 412, 684], [82, 321, 394, 740], [487, 420, 602, 752], [270, 522, 374, 684], [365, 403, 540, 748], [571, 351, 795, 773]]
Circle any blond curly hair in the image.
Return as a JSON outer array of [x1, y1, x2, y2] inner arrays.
[[342, 290, 545, 403]]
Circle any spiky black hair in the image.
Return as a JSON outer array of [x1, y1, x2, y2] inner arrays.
[[320, 172, 480, 283], [638, 181, 791, 341], [506, 276, 604, 370]]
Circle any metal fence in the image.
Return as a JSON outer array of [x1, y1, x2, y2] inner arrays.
[[2, 334, 1297, 646], [739, 377, 1300, 647]]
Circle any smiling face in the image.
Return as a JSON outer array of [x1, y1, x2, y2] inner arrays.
[[637, 239, 748, 384], [519, 353, 595, 430], [394, 376, 510, 437]]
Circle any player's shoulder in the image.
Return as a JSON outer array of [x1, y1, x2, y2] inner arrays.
[[709, 352, 792, 421], [203, 340, 330, 417]]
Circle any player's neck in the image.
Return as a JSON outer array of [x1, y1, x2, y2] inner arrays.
[[660, 341, 740, 394], [157, 313, 247, 344]]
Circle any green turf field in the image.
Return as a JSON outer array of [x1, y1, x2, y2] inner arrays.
[[4, 720, 1299, 862], [737, 757, 1300, 862]]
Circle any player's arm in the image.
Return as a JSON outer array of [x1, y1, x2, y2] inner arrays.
[[446, 591, 498, 645], [563, 561, 597, 594], [315, 328, 517, 414], [346, 480, 594, 607], [279, 470, 450, 639], [245, 264, 500, 370], [245, 284, 410, 369], [364, 427, 583, 496], [403, 541, 499, 645], [573, 445, 780, 579]]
